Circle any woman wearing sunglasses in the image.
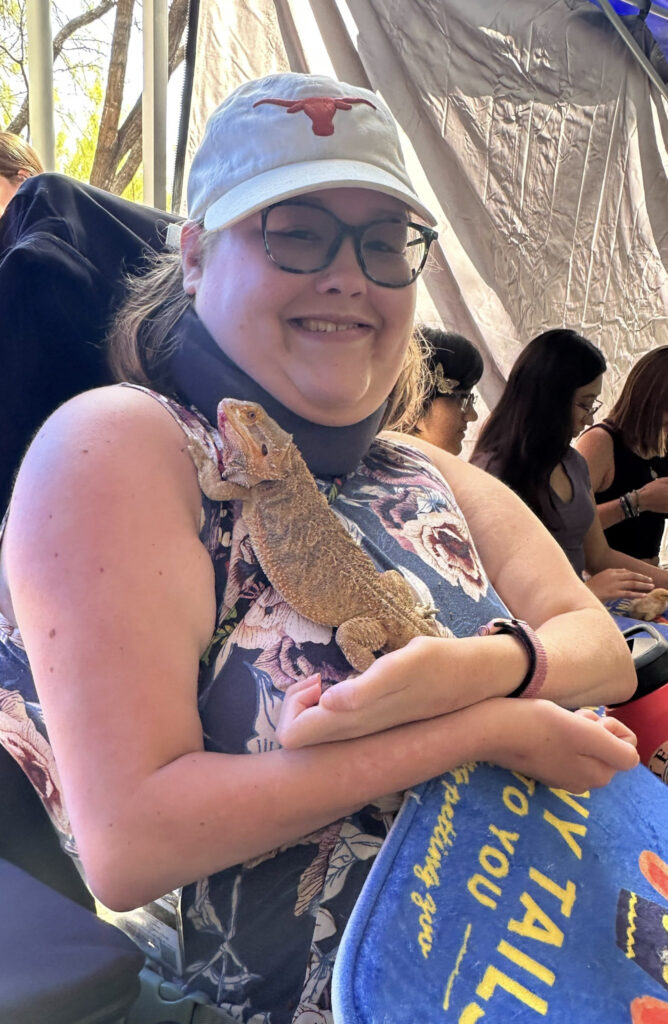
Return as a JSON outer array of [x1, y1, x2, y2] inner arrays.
[[471, 329, 668, 603], [0, 76, 638, 1020], [404, 325, 483, 455]]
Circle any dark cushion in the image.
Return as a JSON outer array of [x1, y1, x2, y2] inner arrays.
[[0, 741, 94, 909], [0, 858, 144, 1024], [0, 173, 182, 512]]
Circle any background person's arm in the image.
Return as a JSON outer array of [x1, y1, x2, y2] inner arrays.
[[411, 441, 637, 707], [582, 489, 668, 596], [576, 427, 668, 528], [576, 427, 623, 529]]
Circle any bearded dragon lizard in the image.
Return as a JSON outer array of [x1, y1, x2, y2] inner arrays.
[[619, 588, 668, 622], [189, 399, 445, 672]]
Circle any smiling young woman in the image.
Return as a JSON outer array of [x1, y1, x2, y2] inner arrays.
[[0, 75, 639, 1020], [179, 189, 419, 427]]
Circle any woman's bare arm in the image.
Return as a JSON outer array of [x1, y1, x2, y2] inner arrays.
[[402, 436, 637, 706], [3, 396, 637, 911], [575, 427, 625, 529], [576, 427, 668, 529], [582, 493, 668, 590], [276, 437, 638, 749]]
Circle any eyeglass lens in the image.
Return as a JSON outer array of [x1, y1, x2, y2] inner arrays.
[[263, 202, 432, 287], [445, 391, 476, 411]]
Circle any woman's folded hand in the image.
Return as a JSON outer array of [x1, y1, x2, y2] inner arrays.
[[486, 703, 638, 793], [276, 634, 513, 748], [278, 676, 639, 796]]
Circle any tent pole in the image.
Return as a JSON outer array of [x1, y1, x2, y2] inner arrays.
[[598, 0, 668, 100], [143, 0, 169, 210], [25, 0, 56, 170]]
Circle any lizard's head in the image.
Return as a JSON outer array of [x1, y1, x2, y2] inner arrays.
[[216, 399, 294, 485]]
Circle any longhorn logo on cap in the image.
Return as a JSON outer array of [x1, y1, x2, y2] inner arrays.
[[253, 96, 377, 137]]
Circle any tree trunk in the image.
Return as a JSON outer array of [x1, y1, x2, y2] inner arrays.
[[92, 0, 189, 194], [90, 0, 135, 188], [6, 0, 115, 136], [6, 0, 188, 195]]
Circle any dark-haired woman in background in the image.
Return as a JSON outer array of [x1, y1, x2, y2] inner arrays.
[[576, 347, 668, 566], [408, 326, 483, 455], [471, 329, 668, 602]]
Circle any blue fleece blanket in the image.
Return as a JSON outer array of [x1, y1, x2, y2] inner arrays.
[[333, 763, 668, 1023]]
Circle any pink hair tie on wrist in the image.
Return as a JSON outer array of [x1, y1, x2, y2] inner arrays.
[[477, 617, 548, 698]]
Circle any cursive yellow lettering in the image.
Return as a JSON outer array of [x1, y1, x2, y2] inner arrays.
[[411, 890, 436, 959], [413, 862, 439, 888]]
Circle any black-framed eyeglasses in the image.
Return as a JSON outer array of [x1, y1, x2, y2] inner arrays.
[[576, 399, 602, 415], [261, 200, 438, 288]]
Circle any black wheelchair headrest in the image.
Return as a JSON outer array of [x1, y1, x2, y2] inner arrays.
[[0, 174, 183, 512]]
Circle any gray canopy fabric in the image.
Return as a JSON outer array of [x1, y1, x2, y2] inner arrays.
[[182, 0, 668, 411]]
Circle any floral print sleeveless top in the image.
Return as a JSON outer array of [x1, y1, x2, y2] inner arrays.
[[0, 387, 510, 1023]]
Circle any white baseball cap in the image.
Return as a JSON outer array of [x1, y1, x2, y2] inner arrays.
[[187, 72, 437, 230]]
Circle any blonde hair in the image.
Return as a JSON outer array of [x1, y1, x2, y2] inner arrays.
[[107, 249, 188, 388], [381, 328, 430, 432], [0, 131, 44, 180], [108, 227, 429, 427]]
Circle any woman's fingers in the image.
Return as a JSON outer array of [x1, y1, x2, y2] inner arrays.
[[600, 714, 638, 747], [318, 676, 366, 712], [277, 674, 368, 749], [574, 707, 599, 722], [589, 568, 655, 601], [280, 674, 322, 717], [576, 713, 639, 770], [572, 707, 637, 750], [285, 673, 323, 696], [499, 702, 639, 792], [277, 702, 354, 749], [613, 570, 654, 592]]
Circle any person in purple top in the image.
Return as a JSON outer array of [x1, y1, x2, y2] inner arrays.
[[470, 329, 668, 602]]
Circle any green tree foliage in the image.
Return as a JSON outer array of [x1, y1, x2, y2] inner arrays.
[[57, 72, 104, 181]]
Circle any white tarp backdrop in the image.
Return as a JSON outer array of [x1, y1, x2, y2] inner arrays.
[[183, 0, 668, 413]]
